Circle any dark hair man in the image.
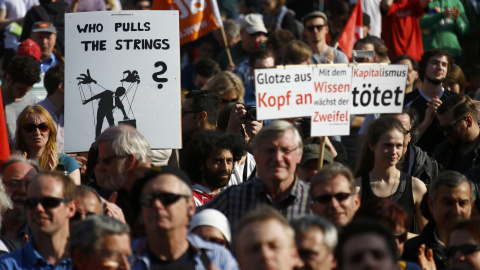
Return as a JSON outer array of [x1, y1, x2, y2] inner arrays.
[[404, 49, 455, 155], [1, 56, 41, 146], [70, 215, 132, 270], [403, 171, 475, 269], [0, 171, 77, 268], [235, 205, 302, 270], [434, 95, 480, 173], [181, 130, 249, 206], [310, 163, 360, 227], [181, 90, 219, 143], [302, 11, 348, 64], [193, 59, 221, 90], [130, 166, 238, 269], [335, 220, 400, 270], [392, 55, 419, 94]]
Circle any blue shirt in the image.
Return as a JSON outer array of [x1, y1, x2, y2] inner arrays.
[[0, 238, 71, 269], [39, 52, 58, 73], [132, 233, 238, 270]]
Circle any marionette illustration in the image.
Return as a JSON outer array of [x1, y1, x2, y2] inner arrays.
[[77, 69, 140, 138]]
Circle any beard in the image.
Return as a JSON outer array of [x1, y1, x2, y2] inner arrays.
[[5, 208, 27, 222], [203, 166, 231, 190], [426, 74, 445, 85]]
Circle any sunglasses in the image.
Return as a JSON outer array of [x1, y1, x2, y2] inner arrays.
[[393, 231, 408, 243], [444, 244, 480, 258], [140, 193, 190, 207], [25, 197, 70, 210], [221, 98, 239, 104], [22, 123, 49, 133], [306, 25, 325, 32], [71, 211, 97, 221], [437, 117, 466, 133], [314, 193, 352, 204]]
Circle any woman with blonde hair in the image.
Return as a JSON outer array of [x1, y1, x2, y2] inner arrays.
[[13, 105, 80, 184], [206, 71, 245, 112], [354, 117, 427, 233]]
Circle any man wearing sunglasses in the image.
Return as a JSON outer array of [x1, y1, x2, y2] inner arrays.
[[0, 154, 39, 251], [0, 171, 77, 269], [434, 94, 480, 173], [403, 171, 475, 269], [301, 11, 348, 65], [130, 166, 238, 270], [2, 55, 41, 147], [446, 219, 480, 269], [310, 163, 360, 228]]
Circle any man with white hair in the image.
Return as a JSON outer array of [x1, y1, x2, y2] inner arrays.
[[204, 120, 312, 229]]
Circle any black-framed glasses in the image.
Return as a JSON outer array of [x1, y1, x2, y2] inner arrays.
[[306, 25, 326, 32], [140, 193, 190, 207], [444, 244, 480, 258], [405, 129, 411, 135], [96, 155, 125, 167], [25, 197, 69, 210], [22, 123, 49, 133], [314, 193, 353, 204], [438, 117, 466, 133], [182, 110, 199, 116], [72, 211, 97, 221]]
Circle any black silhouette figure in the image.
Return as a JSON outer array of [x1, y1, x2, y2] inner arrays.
[[83, 87, 129, 138], [77, 69, 97, 85], [121, 70, 140, 84]]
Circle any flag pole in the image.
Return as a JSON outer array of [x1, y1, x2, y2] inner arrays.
[[220, 26, 234, 66]]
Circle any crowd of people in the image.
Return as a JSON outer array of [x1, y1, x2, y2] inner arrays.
[[0, 0, 480, 269]]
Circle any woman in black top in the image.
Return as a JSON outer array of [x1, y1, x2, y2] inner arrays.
[[354, 117, 428, 233]]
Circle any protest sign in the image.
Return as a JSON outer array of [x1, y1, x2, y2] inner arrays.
[[65, 11, 181, 152], [350, 65, 408, 114], [311, 65, 351, 136], [255, 66, 314, 120]]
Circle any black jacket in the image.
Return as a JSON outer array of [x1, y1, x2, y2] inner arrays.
[[402, 145, 439, 186], [403, 221, 448, 269], [433, 138, 480, 173]]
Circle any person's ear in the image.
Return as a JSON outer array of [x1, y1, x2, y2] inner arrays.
[[67, 200, 77, 219], [124, 154, 136, 170], [466, 115, 473, 127], [197, 111, 208, 123], [72, 250, 88, 269], [187, 197, 195, 217], [428, 195, 434, 213]]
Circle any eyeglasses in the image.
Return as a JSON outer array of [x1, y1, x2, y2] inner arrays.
[[98, 251, 135, 266], [22, 123, 49, 133], [71, 211, 97, 221], [182, 110, 199, 116], [444, 244, 480, 258], [438, 117, 466, 133], [314, 193, 353, 204], [25, 197, 69, 210], [96, 155, 125, 167], [405, 129, 411, 135], [3, 179, 25, 189], [393, 231, 408, 243], [140, 193, 190, 207], [221, 98, 239, 104], [261, 146, 298, 156], [306, 25, 326, 32]]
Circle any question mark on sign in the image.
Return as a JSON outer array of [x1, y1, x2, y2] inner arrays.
[[152, 61, 168, 89]]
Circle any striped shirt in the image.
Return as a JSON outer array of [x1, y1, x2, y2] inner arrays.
[[202, 177, 312, 230]]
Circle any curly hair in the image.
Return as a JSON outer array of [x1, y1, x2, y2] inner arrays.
[[418, 49, 453, 81], [44, 63, 64, 96], [180, 130, 249, 182], [13, 105, 58, 171], [7, 56, 41, 85]]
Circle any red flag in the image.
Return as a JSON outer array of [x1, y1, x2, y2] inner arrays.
[[152, 0, 223, 45], [0, 87, 10, 165], [337, 0, 363, 60]]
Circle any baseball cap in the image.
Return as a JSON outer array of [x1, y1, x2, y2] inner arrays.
[[241, 14, 267, 34], [301, 11, 328, 25], [300, 144, 334, 166], [32, 21, 57, 33], [16, 39, 41, 62]]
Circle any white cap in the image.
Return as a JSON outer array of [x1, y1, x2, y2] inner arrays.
[[241, 14, 267, 34], [189, 209, 231, 244]]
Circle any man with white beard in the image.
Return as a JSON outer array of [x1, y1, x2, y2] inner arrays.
[[0, 155, 39, 250], [95, 125, 152, 229]]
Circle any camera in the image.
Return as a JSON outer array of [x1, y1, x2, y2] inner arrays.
[[245, 105, 257, 121]]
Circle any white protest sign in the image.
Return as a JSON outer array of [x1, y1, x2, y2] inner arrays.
[[350, 65, 408, 114], [311, 65, 351, 136], [65, 11, 181, 153], [255, 66, 313, 120]]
